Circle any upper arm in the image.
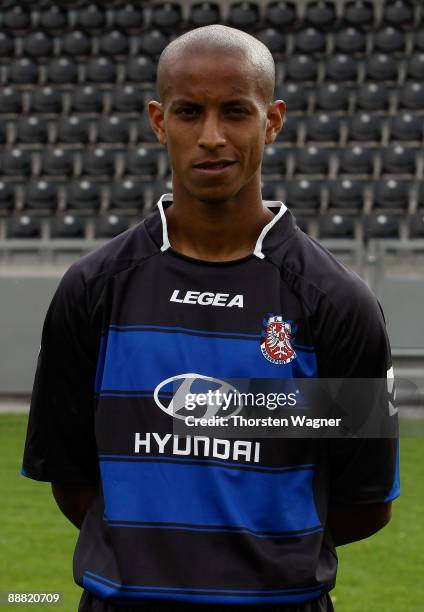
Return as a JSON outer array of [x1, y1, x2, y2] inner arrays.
[[22, 264, 100, 486]]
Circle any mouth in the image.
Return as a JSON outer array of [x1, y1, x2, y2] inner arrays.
[[192, 160, 237, 173]]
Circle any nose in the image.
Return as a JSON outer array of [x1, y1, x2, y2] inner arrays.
[[197, 111, 226, 151]]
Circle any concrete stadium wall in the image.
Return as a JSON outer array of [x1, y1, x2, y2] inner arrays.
[[0, 264, 423, 395]]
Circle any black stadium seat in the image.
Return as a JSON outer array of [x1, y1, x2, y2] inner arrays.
[[86, 57, 117, 83], [356, 83, 390, 110], [38, 6, 68, 30], [100, 31, 130, 56], [41, 148, 75, 176], [408, 213, 424, 238], [276, 83, 309, 111], [8, 58, 39, 84], [366, 54, 398, 81], [7, 215, 41, 239], [316, 83, 349, 111], [335, 28, 366, 54], [124, 147, 160, 175], [94, 213, 132, 238], [138, 30, 169, 56], [113, 4, 144, 29], [328, 179, 365, 210], [109, 180, 147, 209], [347, 113, 383, 142], [0, 32, 14, 57], [97, 116, 131, 143], [16, 117, 49, 144], [285, 55, 318, 81], [3, 6, 31, 30], [70, 85, 104, 113], [51, 214, 85, 239], [262, 146, 287, 174], [1, 149, 33, 177], [77, 4, 106, 30], [228, 2, 259, 29], [0, 182, 16, 211], [265, 1, 297, 28], [381, 145, 417, 175], [295, 146, 329, 175], [364, 213, 400, 238], [285, 179, 321, 210], [306, 114, 340, 142], [373, 179, 409, 210], [24, 180, 59, 211], [66, 180, 101, 210], [324, 54, 358, 81], [339, 146, 374, 175], [256, 29, 285, 53], [407, 53, 424, 80], [126, 56, 156, 83], [47, 57, 79, 84], [261, 181, 278, 200], [24, 32, 54, 57], [399, 82, 424, 110], [82, 148, 117, 177], [30, 87, 63, 113], [56, 116, 91, 144], [295, 28, 326, 54], [319, 214, 355, 239], [344, 1, 374, 27], [62, 31, 92, 56], [190, 2, 221, 26], [111, 86, 144, 113], [152, 3, 183, 30], [383, 0, 414, 27], [278, 114, 299, 143], [390, 113, 423, 141], [0, 88, 23, 114], [305, 1, 336, 29], [374, 27, 405, 53]]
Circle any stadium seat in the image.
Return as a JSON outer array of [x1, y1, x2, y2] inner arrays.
[[265, 1, 297, 28], [414, 29, 424, 52], [276, 83, 309, 111], [109, 180, 147, 209], [66, 179, 101, 210], [228, 2, 259, 29], [306, 114, 340, 142], [339, 146, 374, 175], [408, 213, 424, 238], [0, 32, 14, 57], [41, 148, 75, 176], [136, 114, 157, 143], [16, 117, 49, 144], [24, 180, 59, 211], [70, 85, 104, 113], [97, 116, 131, 143], [126, 56, 156, 83], [364, 213, 400, 238], [319, 214, 355, 238], [278, 114, 299, 143], [138, 30, 169, 56], [390, 113, 423, 141], [3, 6, 31, 30], [366, 54, 398, 81], [256, 29, 285, 53], [24, 32, 54, 57], [374, 27, 405, 53], [347, 113, 383, 142], [334, 28, 366, 53], [189, 2, 221, 26], [7, 215, 42, 239], [373, 179, 409, 209], [1, 149, 33, 177], [47, 57, 78, 84], [56, 116, 91, 144], [0, 182, 16, 211], [295, 28, 326, 54], [124, 147, 160, 175], [328, 179, 365, 210], [381, 145, 417, 174], [86, 57, 117, 83], [62, 31, 91, 56], [285, 55, 318, 81], [94, 213, 132, 238], [30, 87, 63, 113], [76, 4, 106, 30], [316, 84, 349, 111], [0, 88, 23, 114], [113, 4, 144, 29], [152, 178, 174, 203], [8, 58, 39, 84], [324, 54, 358, 81], [152, 3, 183, 30], [285, 179, 321, 209], [262, 146, 287, 174], [399, 82, 424, 109], [110, 85, 144, 112], [407, 53, 424, 79], [82, 148, 117, 177], [356, 83, 390, 110], [343, 1, 374, 27], [305, 2, 336, 28], [261, 181, 278, 200], [50, 214, 85, 239], [38, 6, 68, 30], [99, 30, 130, 56], [383, 0, 414, 27], [295, 146, 329, 175], [418, 183, 424, 209]]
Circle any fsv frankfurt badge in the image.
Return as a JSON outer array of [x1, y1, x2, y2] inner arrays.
[[261, 316, 296, 365]]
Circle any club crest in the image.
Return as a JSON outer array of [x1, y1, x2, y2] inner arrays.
[[261, 315, 296, 365]]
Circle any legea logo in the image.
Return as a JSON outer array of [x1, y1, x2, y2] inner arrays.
[[153, 373, 243, 421]]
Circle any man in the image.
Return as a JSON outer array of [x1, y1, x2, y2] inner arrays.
[[22, 25, 399, 612]]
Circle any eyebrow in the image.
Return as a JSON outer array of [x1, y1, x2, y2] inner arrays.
[[170, 97, 255, 108]]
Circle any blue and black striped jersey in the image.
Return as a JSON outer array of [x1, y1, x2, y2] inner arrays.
[[22, 195, 400, 607]]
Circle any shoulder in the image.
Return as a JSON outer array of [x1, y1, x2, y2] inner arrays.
[[277, 227, 383, 326]]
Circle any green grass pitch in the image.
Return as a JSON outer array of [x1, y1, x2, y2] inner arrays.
[[0, 413, 422, 611]]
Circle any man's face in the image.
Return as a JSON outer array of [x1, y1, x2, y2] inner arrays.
[[149, 52, 285, 204]]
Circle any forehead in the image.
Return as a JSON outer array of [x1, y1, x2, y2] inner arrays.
[[162, 51, 261, 104]]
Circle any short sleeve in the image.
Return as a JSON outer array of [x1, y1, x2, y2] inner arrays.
[[22, 264, 100, 485], [315, 279, 400, 505]]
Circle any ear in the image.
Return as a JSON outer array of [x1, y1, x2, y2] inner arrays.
[[148, 100, 167, 145], [265, 100, 286, 145]]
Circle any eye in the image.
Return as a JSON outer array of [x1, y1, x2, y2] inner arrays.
[[225, 107, 249, 116], [176, 106, 200, 117]]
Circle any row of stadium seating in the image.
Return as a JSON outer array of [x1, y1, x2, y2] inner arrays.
[[1, 178, 423, 211], [0, 2, 421, 31], [2, 211, 424, 240], [0, 144, 421, 176]]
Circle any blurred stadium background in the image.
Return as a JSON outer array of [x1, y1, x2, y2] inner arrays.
[[0, 0, 423, 610]]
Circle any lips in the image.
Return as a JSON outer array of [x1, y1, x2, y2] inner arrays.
[[193, 160, 237, 170]]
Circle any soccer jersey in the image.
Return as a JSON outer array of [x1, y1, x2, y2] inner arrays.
[[22, 195, 400, 607]]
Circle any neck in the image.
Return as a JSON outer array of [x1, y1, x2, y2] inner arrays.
[[164, 178, 275, 262]]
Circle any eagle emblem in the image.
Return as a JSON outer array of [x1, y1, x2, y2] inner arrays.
[[261, 316, 296, 365]]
